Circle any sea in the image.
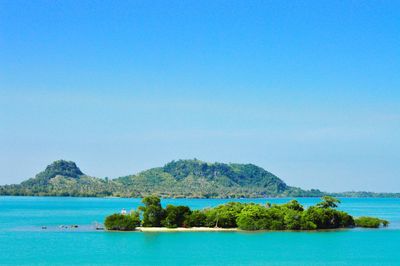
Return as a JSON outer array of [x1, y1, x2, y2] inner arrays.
[[0, 196, 399, 265]]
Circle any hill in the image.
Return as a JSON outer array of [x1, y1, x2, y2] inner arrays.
[[0, 160, 121, 197], [0, 159, 398, 198], [114, 159, 316, 198]]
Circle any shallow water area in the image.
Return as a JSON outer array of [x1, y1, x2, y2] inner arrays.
[[1, 196, 399, 265]]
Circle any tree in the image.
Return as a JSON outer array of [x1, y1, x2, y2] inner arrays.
[[284, 209, 302, 230], [337, 211, 355, 228], [184, 210, 207, 227], [236, 204, 272, 230], [104, 212, 141, 231], [139, 196, 165, 227], [282, 200, 304, 211], [162, 205, 191, 228], [204, 202, 246, 228], [316, 196, 341, 209], [300, 205, 354, 229], [103, 196, 388, 231]]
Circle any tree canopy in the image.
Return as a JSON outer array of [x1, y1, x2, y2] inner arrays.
[[138, 195, 165, 227], [104, 212, 140, 231], [104, 196, 389, 231], [316, 196, 341, 209]]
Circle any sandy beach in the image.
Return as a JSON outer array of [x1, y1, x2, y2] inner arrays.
[[137, 227, 238, 232]]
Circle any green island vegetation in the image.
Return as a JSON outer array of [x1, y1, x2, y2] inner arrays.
[[104, 212, 141, 231], [104, 195, 389, 231], [1, 159, 399, 198], [354, 216, 390, 228]]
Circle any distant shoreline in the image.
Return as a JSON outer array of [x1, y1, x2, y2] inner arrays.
[[1, 195, 400, 199], [2, 159, 399, 198]]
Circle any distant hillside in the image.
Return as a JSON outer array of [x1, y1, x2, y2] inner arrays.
[[0, 160, 121, 197], [0, 159, 398, 198], [114, 159, 322, 198]]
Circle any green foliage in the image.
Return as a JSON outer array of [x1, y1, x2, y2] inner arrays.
[[284, 209, 302, 230], [25, 160, 84, 187], [330, 191, 400, 198], [301, 206, 354, 229], [282, 200, 304, 211], [38, 160, 84, 179], [236, 197, 358, 231], [162, 205, 191, 228], [139, 196, 165, 227], [104, 196, 387, 231], [355, 217, 389, 228], [104, 212, 140, 231], [316, 196, 341, 209], [204, 202, 246, 228], [236, 204, 272, 230], [236, 203, 301, 230], [336, 211, 355, 228], [0, 159, 310, 198], [2, 159, 399, 198], [184, 210, 207, 227]]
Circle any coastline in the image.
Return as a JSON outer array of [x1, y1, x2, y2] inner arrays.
[[110, 227, 358, 233], [136, 227, 238, 232]]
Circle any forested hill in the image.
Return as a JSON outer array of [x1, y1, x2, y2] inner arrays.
[[0, 159, 398, 198], [114, 160, 322, 198]]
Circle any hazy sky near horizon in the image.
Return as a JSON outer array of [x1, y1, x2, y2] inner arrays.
[[1, 1, 399, 192]]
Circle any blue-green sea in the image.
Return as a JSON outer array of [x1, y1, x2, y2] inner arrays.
[[0, 197, 399, 265]]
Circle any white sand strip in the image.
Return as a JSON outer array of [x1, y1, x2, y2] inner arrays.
[[137, 227, 238, 232]]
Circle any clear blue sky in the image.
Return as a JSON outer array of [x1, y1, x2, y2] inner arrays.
[[1, 1, 399, 192]]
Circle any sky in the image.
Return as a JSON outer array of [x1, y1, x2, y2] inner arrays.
[[1, 1, 399, 192]]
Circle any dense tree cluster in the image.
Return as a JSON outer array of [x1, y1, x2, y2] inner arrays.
[[235, 196, 356, 230], [162, 205, 191, 228], [104, 211, 141, 231], [138, 196, 165, 227], [104, 196, 389, 231]]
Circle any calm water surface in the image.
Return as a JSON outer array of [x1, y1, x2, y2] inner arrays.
[[0, 197, 399, 265]]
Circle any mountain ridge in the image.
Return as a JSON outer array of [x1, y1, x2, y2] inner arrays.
[[0, 159, 398, 198]]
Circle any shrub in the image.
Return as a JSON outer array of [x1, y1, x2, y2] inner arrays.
[[104, 212, 141, 231], [355, 217, 389, 228]]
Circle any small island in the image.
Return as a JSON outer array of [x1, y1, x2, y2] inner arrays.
[[104, 196, 389, 231]]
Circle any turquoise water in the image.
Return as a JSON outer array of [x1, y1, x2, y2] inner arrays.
[[1, 197, 399, 265]]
